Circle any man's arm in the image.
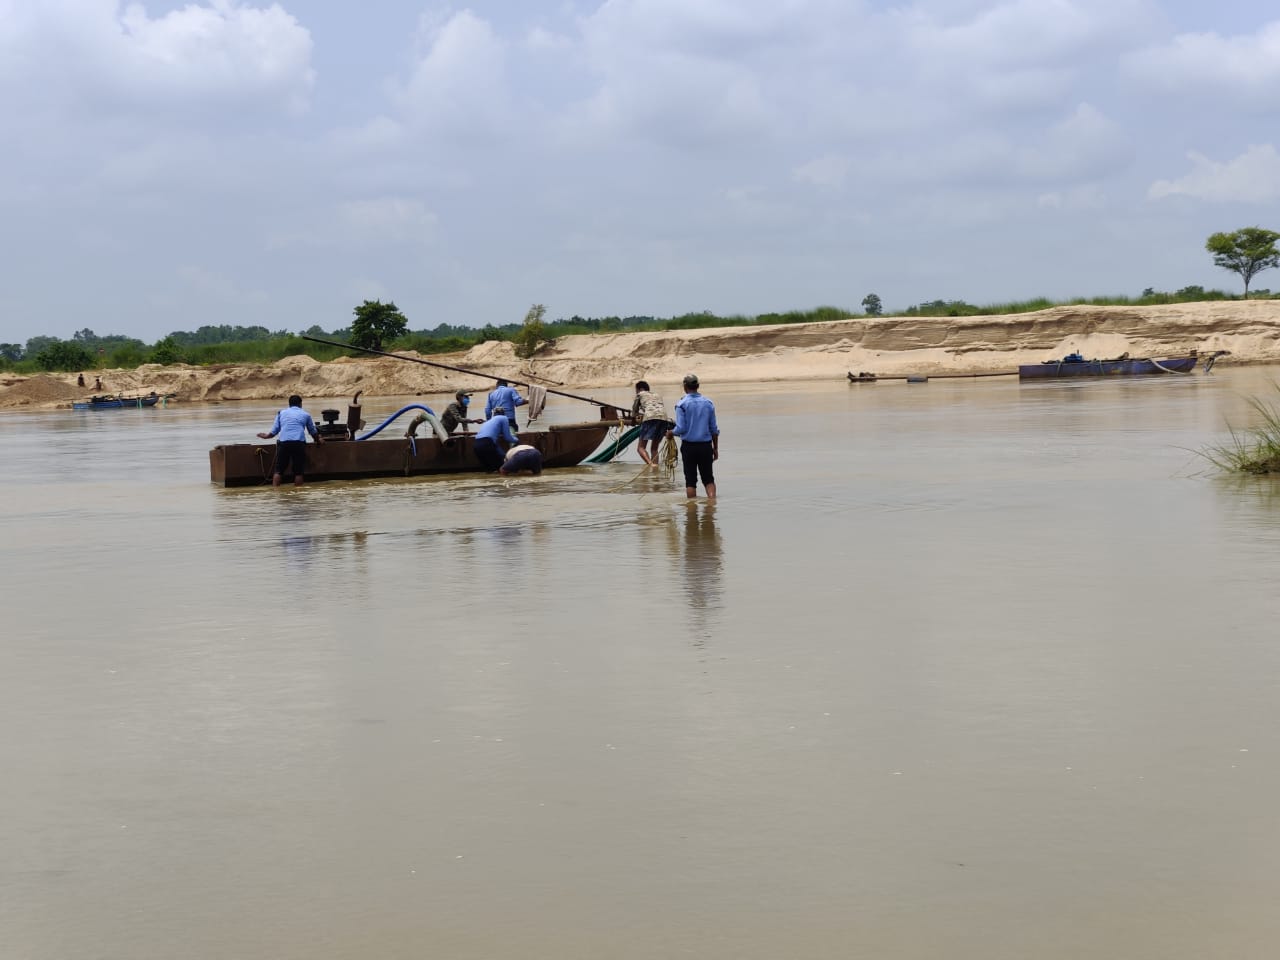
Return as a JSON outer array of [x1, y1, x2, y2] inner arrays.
[[257, 412, 282, 440]]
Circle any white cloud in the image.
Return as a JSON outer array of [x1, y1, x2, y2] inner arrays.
[[1148, 145, 1280, 203], [1013, 103, 1131, 182], [904, 0, 1149, 68], [1126, 20, 1280, 107], [1036, 185, 1105, 210], [338, 197, 438, 243], [394, 10, 512, 138], [793, 155, 850, 189], [525, 26, 572, 52], [0, 0, 314, 116]]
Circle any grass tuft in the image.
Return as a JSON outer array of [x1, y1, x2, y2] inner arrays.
[[1202, 388, 1280, 474]]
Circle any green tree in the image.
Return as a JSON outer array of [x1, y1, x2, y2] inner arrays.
[[34, 340, 95, 371], [861, 293, 883, 316], [25, 335, 58, 357], [350, 299, 408, 351], [1206, 227, 1280, 298], [0, 343, 23, 362], [148, 336, 182, 365], [513, 303, 548, 359]]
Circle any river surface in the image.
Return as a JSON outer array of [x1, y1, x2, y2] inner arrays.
[[3, 370, 1280, 959]]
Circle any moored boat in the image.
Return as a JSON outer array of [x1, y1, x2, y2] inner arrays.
[[1018, 352, 1201, 379], [73, 393, 162, 410]]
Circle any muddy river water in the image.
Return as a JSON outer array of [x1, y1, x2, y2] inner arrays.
[[3, 370, 1280, 959]]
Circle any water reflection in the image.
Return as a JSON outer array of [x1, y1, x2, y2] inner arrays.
[[679, 501, 723, 647]]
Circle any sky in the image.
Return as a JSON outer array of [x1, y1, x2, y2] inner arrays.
[[2, 0, 1279, 345]]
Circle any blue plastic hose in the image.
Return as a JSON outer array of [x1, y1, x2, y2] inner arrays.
[[355, 404, 437, 441]]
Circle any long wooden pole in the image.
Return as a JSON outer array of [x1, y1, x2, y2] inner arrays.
[[301, 335, 619, 409]]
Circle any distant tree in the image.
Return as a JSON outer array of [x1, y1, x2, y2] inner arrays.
[[0, 343, 23, 362], [1141, 287, 1156, 298], [513, 303, 548, 359], [168, 324, 273, 346], [349, 299, 408, 351], [25, 335, 58, 357], [34, 340, 95, 371], [861, 293, 883, 316], [148, 336, 182, 365], [302, 324, 328, 338], [1206, 227, 1280, 298]]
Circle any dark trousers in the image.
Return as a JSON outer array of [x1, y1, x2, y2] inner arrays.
[[680, 440, 715, 488], [474, 437, 505, 472], [273, 440, 307, 476]]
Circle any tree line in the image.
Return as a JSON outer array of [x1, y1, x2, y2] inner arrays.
[[5, 227, 1277, 372]]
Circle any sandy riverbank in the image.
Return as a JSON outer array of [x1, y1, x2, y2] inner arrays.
[[4, 300, 1280, 410]]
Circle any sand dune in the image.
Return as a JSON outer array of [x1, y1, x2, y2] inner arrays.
[[4, 300, 1280, 409]]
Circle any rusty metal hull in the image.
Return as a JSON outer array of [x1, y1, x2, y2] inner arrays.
[[210, 422, 612, 487]]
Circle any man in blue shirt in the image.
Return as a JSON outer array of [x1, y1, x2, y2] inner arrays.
[[485, 379, 528, 428], [668, 373, 719, 499], [473, 410, 518, 472], [257, 394, 322, 487]]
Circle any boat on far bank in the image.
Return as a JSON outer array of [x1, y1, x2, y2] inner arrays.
[[1017, 350, 1228, 380], [73, 393, 162, 410]]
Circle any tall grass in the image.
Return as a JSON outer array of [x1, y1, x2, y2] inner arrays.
[[1201, 389, 1280, 475]]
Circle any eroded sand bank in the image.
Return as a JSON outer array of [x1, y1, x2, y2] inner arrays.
[[4, 300, 1279, 409]]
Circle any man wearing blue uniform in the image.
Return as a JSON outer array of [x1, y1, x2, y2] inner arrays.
[[668, 373, 719, 499], [257, 394, 322, 487], [485, 379, 528, 428], [473, 410, 518, 472]]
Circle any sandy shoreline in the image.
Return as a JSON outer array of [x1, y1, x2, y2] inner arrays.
[[4, 300, 1280, 409]]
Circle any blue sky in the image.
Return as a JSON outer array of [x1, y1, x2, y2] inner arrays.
[[2, 0, 1278, 344]]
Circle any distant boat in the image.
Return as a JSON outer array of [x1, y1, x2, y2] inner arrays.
[[1018, 352, 1209, 380], [73, 394, 161, 410]]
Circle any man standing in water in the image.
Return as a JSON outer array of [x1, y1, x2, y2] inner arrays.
[[668, 373, 719, 499], [631, 380, 673, 467], [257, 394, 322, 487]]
